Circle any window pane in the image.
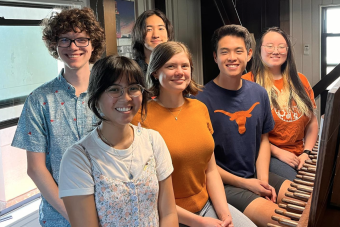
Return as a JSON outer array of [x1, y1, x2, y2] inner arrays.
[[116, 0, 135, 58], [0, 26, 57, 102], [326, 7, 340, 33], [0, 6, 58, 20], [327, 66, 335, 75], [326, 37, 340, 65]]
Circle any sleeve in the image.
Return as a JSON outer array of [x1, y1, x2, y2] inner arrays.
[[59, 144, 95, 198], [262, 90, 275, 134], [11, 93, 48, 153], [148, 130, 174, 182], [203, 103, 214, 134], [242, 72, 255, 82], [298, 73, 317, 109]]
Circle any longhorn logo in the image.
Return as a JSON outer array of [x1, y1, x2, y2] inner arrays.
[[214, 102, 260, 134]]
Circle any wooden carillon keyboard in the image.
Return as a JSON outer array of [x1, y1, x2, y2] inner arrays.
[[268, 78, 340, 227], [267, 141, 319, 227]]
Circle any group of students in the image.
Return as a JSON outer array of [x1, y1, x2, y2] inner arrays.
[[11, 6, 318, 227]]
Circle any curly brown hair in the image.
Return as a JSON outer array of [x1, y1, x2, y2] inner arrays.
[[41, 7, 105, 63]]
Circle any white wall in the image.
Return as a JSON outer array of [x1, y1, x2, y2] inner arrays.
[[165, 0, 203, 85], [290, 0, 340, 87]]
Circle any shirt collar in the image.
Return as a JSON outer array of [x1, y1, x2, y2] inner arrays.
[[57, 68, 88, 97]]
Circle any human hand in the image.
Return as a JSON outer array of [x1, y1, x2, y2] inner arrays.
[[245, 179, 274, 201], [195, 216, 225, 227], [263, 184, 277, 203], [277, 149, 300, 168], [297, 153, 310, 170], [220, 214, 233, 227]]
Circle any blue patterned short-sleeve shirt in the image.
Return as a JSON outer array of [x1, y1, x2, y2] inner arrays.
[[12, 69, 97, 226]]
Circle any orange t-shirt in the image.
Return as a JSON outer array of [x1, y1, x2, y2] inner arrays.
[[242, 72, 316, 155], [131, 98, 214, 213]]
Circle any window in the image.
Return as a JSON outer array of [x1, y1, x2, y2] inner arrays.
[[0, 1, 79, 220], [115, 0, 135, 58], [321, 6, 340, 90]]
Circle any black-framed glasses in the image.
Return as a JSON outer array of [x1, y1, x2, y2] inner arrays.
[[57, 37, 91, 48], [262, 45, 288, 54], [105, 84, 145, 99]]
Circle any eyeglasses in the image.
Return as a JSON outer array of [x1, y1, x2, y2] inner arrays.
[[57, 37, 91, 48], [262, 45, 288, 54], [105, 84, 144, 99]]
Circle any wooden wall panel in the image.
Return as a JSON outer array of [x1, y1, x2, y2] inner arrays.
[[165, 0, 203, 85], [302, 0, 313, 85], [332, 0, 340, 4], [291, 0, 303, 73], [311, 0, 322, 88]]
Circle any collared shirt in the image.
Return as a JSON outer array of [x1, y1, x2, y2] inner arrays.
[[12, 69, 97, 226]]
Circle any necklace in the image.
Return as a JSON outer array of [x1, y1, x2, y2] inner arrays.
[[97, 127, 134, 180], [166, 105, 183, 120]]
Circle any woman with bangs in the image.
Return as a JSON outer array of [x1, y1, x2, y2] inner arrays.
[[132, 41, 255, 227], [243, 27, 318, 181], [59, 55, 178, 227]]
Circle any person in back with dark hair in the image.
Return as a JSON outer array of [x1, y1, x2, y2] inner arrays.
[[196, 25, 292, 227], [131, 9, 174, 76], [242, 27, 318, 181], [11, 7, 105, 226], [59, 55, 178, 227]]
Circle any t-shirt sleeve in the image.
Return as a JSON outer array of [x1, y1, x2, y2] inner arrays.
[[149, 130, 174, 182], [203, 103, 214, 134], [242, 72, 255, 82], [298, 73, 317, 109], [262, 90, 275, 134], [59, 144, 94, 198], [11, 94, 48, 153]]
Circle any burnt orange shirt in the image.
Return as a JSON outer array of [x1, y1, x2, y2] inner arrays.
[[242, 72, 316, 155], [131, 98, 214, 212]]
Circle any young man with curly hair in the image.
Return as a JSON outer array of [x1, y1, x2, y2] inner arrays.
[[11, 7, 105, 226]]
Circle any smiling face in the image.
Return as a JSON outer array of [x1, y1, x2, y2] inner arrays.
[[144, 15, 168, 52], [97, 76, 142, 127], [57, 30, 93, 71], [260, 31, 288, 70], [214, 35, 252, 78], [154, 52, 191, 95]]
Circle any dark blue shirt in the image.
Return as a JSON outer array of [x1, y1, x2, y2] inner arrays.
[[196, 79, 274, 178]]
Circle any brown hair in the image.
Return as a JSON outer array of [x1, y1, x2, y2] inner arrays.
[[41, 7, 105, 63], [147, 41, 201, 97]]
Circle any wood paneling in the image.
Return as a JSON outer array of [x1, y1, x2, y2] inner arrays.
[[166, 0, 204, 85], [90, 0, 117, 56]]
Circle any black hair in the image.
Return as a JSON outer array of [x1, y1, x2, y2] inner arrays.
[[88, 55, 148, 124], [211, 24, 252, 54], [131, 9, 174, 60]]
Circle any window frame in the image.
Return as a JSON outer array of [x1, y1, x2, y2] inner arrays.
[[0, 0, 83, 217], [321, 6, 340, 79]]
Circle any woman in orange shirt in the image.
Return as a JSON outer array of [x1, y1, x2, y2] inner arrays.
[[243, 27, 318, 181], [132, 41, 255, 227]]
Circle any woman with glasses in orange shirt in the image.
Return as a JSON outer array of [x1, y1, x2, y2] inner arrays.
[[243, 27, 318, 181]]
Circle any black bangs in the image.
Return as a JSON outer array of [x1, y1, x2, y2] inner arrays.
[[88, 55, 148, 124]]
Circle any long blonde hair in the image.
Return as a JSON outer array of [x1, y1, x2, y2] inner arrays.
[[252, 27, 314, 117]]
